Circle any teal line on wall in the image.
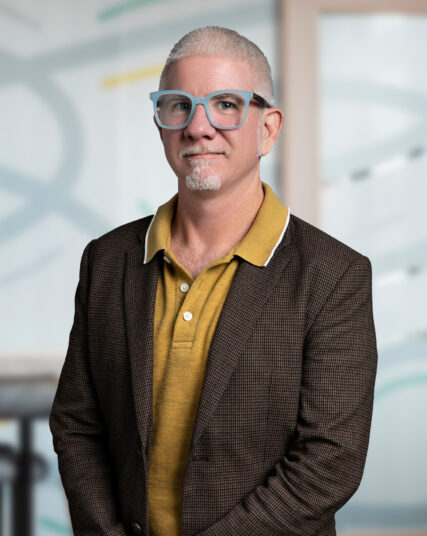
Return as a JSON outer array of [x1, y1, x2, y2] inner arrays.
[[39, 516, 71, 534], [137, 199, 155, 217], [375, 374, 427, 402], [98, 0, 169, 22]]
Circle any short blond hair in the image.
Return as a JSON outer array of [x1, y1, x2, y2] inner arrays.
[[159, 26, 274, 104]]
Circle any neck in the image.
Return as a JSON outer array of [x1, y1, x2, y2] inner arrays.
[[170, 175, 264, 276]]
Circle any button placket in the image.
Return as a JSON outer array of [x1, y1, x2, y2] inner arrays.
[[171, 275, 200, 345]]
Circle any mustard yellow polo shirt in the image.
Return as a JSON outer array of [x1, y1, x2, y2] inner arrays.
[[145, 182, 290, 536]]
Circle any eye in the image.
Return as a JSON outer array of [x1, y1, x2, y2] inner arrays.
[[218, 100, 235, 110], [210, 93, 243, 114], [173, 100, 191, 112]]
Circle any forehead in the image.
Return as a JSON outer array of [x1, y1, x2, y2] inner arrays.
[[162, 55, 255, 95]]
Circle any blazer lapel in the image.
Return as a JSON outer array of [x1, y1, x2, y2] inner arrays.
[[124, 231, 159, 459], [189, 230, 292, 457]]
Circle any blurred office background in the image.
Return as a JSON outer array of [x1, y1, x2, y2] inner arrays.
[[0, 0, 426, 534]]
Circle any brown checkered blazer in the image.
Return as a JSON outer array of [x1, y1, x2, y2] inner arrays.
[[49, 212, 377, 536]]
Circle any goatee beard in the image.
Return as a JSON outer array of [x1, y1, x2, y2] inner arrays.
[[185, 173, 221, 191], [183, 157, 221, 191], [179, 145, 228, 191]]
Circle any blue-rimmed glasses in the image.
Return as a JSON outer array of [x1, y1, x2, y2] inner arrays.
[[149, 89, 272, 130]]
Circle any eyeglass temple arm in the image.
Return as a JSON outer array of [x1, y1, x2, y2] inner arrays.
[[252, 93, 272, 108]]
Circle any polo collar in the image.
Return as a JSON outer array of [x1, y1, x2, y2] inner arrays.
[[143, 182, 290, 267]]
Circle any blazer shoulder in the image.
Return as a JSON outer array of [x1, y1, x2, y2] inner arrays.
[[288, 213, 371, 275]]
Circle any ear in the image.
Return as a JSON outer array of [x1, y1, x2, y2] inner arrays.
[[260, 108, 284, 157]]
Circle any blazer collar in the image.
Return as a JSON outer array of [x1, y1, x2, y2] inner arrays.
[[125, 217, 158, 459]]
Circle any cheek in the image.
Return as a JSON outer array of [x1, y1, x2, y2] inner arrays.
[[233, 119, 262, 158], [235, 135, 262, 161], [161, 135, 180, 163]]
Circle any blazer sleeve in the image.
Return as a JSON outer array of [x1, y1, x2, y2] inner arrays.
[[198, 256, 378, 536], [49, 240, 127, 536]]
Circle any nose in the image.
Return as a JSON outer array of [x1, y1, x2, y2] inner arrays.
[[184, 102, 217, 140]]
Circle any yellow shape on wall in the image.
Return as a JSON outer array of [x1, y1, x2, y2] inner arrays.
[[101, 63, 164, 89]]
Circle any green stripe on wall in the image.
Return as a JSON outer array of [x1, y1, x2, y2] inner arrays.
[[98, 0, 169, 22], [375, 374, 427, 402]]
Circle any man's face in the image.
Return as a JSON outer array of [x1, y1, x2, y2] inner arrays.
[[157, 55, 265, 193]]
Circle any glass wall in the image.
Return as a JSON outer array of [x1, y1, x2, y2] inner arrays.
[[319, 13, 427, 533]]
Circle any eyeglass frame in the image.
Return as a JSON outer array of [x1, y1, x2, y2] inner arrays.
[[149, 89, 272, 130]]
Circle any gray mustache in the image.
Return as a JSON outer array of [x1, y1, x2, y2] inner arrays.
[[179, 146, 230, 158]]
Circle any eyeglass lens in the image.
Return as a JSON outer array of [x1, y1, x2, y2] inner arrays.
[[156, 92, 247, 128]]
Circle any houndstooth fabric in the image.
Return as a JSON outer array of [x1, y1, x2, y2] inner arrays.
[[49, 213, 378, 536]]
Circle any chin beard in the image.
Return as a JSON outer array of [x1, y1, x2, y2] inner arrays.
[[185, 173, 221, 191], [183, 159, 221, 191]]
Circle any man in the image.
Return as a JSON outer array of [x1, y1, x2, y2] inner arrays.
[[49, 26, 377, 536]]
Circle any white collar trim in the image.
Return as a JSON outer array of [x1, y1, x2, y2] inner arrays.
[[263, 207, 291, 267]]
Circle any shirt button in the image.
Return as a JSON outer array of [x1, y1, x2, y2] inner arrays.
[[131, 521, 142, 534], [180, 282, 190, 293], [183, 311, 193, 321]]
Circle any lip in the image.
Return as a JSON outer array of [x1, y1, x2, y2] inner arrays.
[[185, 153, 223, 158]]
